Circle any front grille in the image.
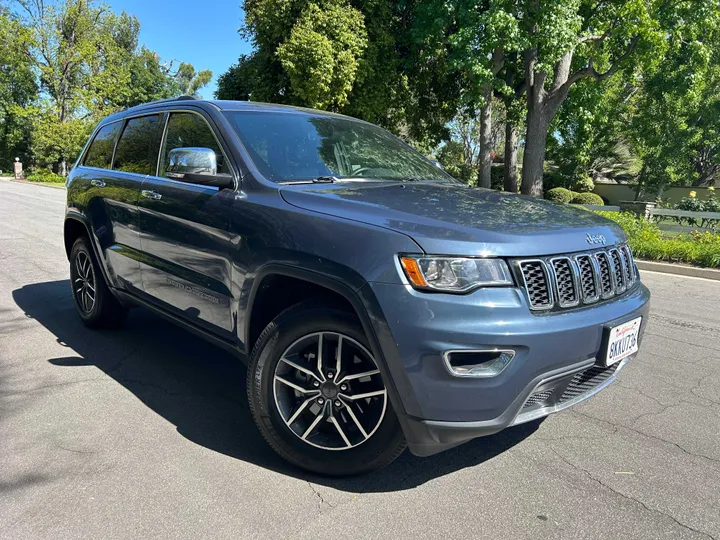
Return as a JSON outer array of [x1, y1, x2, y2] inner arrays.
[[516, 244, 635, 311], [521, 363, 620, 411]]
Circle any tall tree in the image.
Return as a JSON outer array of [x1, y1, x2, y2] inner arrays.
[[0, 8, 37, 170], [13, 0, 213, 173], [519, 0, 663, 196], [629, 0, 720, 192]]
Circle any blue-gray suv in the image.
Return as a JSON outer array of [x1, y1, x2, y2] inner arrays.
[[64, 97, 650, 475]]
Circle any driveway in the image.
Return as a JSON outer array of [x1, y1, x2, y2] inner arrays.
[[1, 178, 719, 539]]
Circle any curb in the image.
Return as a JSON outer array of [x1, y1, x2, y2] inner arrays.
[[636, 260, 720, 281], [1, 177, 66, 190]]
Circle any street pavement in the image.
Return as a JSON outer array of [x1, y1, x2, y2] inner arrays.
[[1, 177, 719, 540]]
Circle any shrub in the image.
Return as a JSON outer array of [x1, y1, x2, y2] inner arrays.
[[490, 164, 505, 190], [573, 174, 595, 193], [594, 211, 720, 268], [26, 169, 65, 184], [571, 192, 604, 205], [546, 187, 576, 204]]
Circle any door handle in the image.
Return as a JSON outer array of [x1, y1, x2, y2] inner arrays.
[[91, 179, 106, 188], [141, 190, 162, 201]]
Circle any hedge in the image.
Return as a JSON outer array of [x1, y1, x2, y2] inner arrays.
[[545, 187, 576, 204], [596, 211, 720, 268], [571, 192, 604, 205]]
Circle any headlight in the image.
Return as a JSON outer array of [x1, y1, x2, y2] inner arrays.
[[399, 255, 514, 292]]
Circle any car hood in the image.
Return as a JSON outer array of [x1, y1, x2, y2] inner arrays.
[[279, 182, 626, 256]]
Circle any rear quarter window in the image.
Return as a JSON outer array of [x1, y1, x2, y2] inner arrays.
[[83, 122, 122, 169]]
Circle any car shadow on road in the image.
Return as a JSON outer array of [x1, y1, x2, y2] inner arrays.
[[13, 280, 541, 493]]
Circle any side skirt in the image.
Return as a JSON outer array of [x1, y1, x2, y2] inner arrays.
[[112, 288, 246, 363]]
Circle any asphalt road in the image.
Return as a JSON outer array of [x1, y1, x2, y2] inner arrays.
[[1, 178, 719, 540]]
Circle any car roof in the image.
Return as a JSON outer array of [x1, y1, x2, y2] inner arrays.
[[100, 97, 354, 126]]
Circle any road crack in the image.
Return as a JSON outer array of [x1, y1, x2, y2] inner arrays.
[[547, 447, 717, 540]]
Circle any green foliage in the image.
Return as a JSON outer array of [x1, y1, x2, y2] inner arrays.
[[25, 169, 65, 183], [0, 9, 37, 170], [1, 0, 212, 173], [276, 2, 367, 109], [571, 192, 604, 205], [628, 1, 720, 191], [597, 211, 720, 267], [545, 187, 576, 204], [573, 174, 594, 193], [490, 165, 505, 191]]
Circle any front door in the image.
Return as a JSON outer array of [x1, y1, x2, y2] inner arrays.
[[137, 110, 236, 339]]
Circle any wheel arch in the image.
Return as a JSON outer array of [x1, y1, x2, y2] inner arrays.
[[244, 264, 408, 419], [63, 212, 115, 291], [64, 213, 90, 260]]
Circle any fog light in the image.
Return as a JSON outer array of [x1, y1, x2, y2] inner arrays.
[[443, 349, 515, 378]]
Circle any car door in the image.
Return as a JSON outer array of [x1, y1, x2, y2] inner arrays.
[[137, 109, 236, 339], [76, 116, 159, 292]]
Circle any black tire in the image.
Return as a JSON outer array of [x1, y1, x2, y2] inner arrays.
[[69, 236, 127, 329], [247, 301, 406, 476]]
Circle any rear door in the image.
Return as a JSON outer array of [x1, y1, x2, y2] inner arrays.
[[73, 115, 161, 292], [103, 113, 163, 290], [137, 109, 236, 339]]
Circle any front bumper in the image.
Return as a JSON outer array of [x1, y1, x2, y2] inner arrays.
[[363, 281, 650, 456]]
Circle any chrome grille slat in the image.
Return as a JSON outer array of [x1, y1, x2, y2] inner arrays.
[[550, 257, 580, 307], [519, 260, 553, 310], [517, 244, 636, 312], [609, 248, 626, 293], [622, 245, 636, 286], [574, 254, 600, 304], [594, 251, 615, 298]]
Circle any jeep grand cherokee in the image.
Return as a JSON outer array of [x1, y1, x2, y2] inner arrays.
[[64, 97, 650, 475]]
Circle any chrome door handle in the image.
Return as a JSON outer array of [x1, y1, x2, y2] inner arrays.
[[91, 180, 106, 188], [141, 190, 162, 201]]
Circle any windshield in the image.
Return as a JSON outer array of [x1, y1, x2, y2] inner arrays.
[[224, 111, 456, 183]]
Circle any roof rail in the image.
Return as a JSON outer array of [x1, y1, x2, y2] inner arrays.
[[123, 95, 199, 113]]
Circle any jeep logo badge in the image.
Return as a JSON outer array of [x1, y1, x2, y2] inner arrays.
[[586, 233, 606, 245]]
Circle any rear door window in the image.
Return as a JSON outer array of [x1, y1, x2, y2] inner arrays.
[[112, 115, 161, 175], [83, 122, 122, 169]]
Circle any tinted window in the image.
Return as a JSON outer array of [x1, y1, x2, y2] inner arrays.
[[84, 122, 121, 169], [223, 111, 454, 183], [160, 112, 228, 177], [113, 115, 161, 175]]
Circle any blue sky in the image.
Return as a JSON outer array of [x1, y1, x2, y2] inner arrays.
[[110, 0, 253, 99]]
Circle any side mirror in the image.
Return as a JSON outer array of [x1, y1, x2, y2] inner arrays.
[[166, 147, 234, 189], [431, 160, 444, 170]]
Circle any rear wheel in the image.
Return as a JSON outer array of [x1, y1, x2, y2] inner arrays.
[[247, 302, 406, 476], [69, 236, 127, 329]]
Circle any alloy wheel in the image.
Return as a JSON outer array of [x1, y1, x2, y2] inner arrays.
[[273, 331, 387, 451], [73, 251, 96, 314]]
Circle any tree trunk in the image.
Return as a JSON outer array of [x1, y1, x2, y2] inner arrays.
[[478, 84, 493, 189], [504, 121, 519, 193], [520, 102, 550, 197], [59, 159, 68, 177]]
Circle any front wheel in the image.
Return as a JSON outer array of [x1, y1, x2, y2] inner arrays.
[[247, 302, 406, 476]]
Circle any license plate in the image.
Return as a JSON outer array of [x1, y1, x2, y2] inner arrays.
[[604, 317, 642, 366]]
